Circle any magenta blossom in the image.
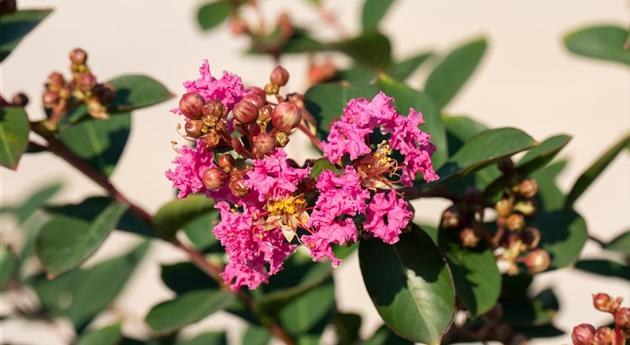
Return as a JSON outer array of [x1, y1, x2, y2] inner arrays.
[[245, 148, 311, 203], [364, 190, 412, 244], [165, 140, 215, 199]]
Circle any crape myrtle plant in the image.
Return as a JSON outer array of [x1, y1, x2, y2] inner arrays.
[[1, 0, 629, 345]]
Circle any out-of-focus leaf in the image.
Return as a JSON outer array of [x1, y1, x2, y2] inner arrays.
[[241, 325, 271, 345], [58, 113, 131, 177], [0, 245, 18, 290], [309, 158, 341, 179], [332, 312, 362, 345], [363, 325, 413, 345], [197, 0, 230, 31], [564, 25, 630, 66], [565, 133, 629, 207], [0, 9, 52, 62], [516, 134, 572, 175], [361, 0, 395, 31], [0, 106, 30, 169], [530, 160, 567, 212], [533, 209, 588, 270], [604, 230, 630, 255], [153, 194, 215, 239], [330, 32, 392, 69], [146, 290, 235, 334], [388, 51, 432, 81], [359, 225, 455, 344], [442, 115, 488, 157], [76, 324, 122, 345], [183, 211, 219, 250], [425, 38, 487, 109], [575, 259, 630, 281], [161, 262, 219, 294], [108, 75, 173, 112], [277, 279, 335, 336], [501, 288, 559, 326], [177, 331, 227, 345], [14, 182, 62, 224], [36, 201, 128, 276]]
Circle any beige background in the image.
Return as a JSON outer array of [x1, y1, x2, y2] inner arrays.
[[1, 0, 629, 344]]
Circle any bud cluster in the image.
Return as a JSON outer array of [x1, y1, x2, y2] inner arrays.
[[572, 293, 629, 345], [0, 92, 29, 107], [42, 48, 115, 126]]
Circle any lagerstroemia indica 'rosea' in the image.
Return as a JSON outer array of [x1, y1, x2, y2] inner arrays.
[[166, 61, 438, 290]]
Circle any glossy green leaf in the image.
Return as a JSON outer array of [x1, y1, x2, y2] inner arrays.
[[183, 211, 219, 250], [197, 0, 230, 31], [604, 230, 630, 255], [33, 242, 149, 329], [0, 106, 30, 169], [362, 0, 395, 31], [575, 259, 630, 280], [359, 225, 455, 344], [533, 209, 588, 269], [516, 134, 572, 175], [36, 201, 128, 276], [304, 82, 379, 139], [0, 245, 18, 290], [15, 182, 62, 224], [58, 113, 131, 177], [108, 75, 173, 112], [161, 262, 219, 294], [564, 25, 630, 66], [388, 51, 432, 81], [501, 288, 559, 326], [76, 324, 122, 345], [153, 194, 215, 238], [241, 326, 271, 345], [177, 331, 227, 345], [442, 115, 488, 157], [565, 133, 629, 207], [146, 290, 235, 334], [364, 325, 413, 345], [277, 279, 335, 336], [332, 312, 362, 345], [331, 32, 392, 69], [530, 160, 567, 212], [377, 74, 448, 167], [425, 37, 487, 109], [0, 9, 52, 62]]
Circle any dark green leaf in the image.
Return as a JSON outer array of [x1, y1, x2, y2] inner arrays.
[[0, 106, 30, 169], [33, 242, 149, 329], [575, 259, 630, 281], [516, 134, 572, 175], [0, 9, 52, 62], [364, 325, 413, 345], [58, 113, 131, 177], [388, 51, 432, 81], [361, 0, 395, 31], [565, 133, 629, 207], [604, 230, 630, 255], [146, 290, 235, 334], [183, 211, 219, 250], [377, 74, 448, 167], [332, 312, 362, 345], [0, 245, 18, 290], [277, 279, 335, 335], [425, 38, 487, 109], [442, 115, 488, 157], [36, 201, 128, 276], [564, 25, 630, 66], [197, 0, 230, 31], [501, 288, 559, 326], [161, 262, 219, 294], [533, 209, 588, 269], [76, 324, 122, 345], [241, 326, 271, 345], [333, 65, 376, 84], [281, 29, 325, 54], [108, 75, 173, 113], [153, 194, 215, 239], [177, 331, 227, 345], [304, 82, 379, 139], [359, 225, 455, 344], [15, 182, 62, 224], [331, 32, 392, 69], [530, 160, 567, 212]]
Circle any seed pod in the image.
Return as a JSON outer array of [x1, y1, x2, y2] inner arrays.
[[217, 154, 235, 172], [524, 249, 550, 273], [592, 327, 614, 345], [270, 65, 289, 86], [506, 213, 525, 231], [202, 167, 226, 191], [69, 48, 88, 65], [272, 102, 302, 132], [252, 133, 277, 157], [185, 120, 204, 138], [519, 179, 538, 198], [233, 99, 259, 124], [202, 99, 226, 119], [572, 324, 596, 345], [179, 92, 205, 119]]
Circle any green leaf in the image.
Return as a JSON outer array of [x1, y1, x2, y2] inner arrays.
[[241, 326, 271, 345], [332, 312, 362, 345], [575, 259, 630, 281], [334, 65, 377, 84], [197, 0, 230, 31], [442, 115, 488, 156], [177, 331, 227, 345], [361, 0, 395, 31], [0, 9, 52, 62], [161, 262, 219, 294], [533, 209, 588, 269], [277, 279, 335, 336], [388, 51, 433, 81], [565, 133, 629, 207], [364, 325, 413, 345], [108, 75, 174, 112], [0, 245, 18, 290], [377, 74, 448, 167], [501, 288, 559, 326], [331, 32, 392, 69], [564, 25, 630, 66], [304, 82, 379, 139], [146, 290, 235, 334], [0, 106, 30, 169], [604, 230, 630, 255], [58, 113, 131, 176], [530, 160, 567, 212], [281, 29, 325, 54], [183, 211, 219, 250], [425, 37, 487, 109], [153, 194, 215, 239], [36, 201, 128, 276], [359, 225, 455, 344], [76, 324, 122, 345], [309, 158, 341, 178], [15, 182, 62, 224], [516, 134, 572, 175], [33, 242, 149, 329]]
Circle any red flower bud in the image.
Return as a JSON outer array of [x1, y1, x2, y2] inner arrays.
[[441, 206, 462, 229], [524, 248, 550, 273], [272, 101, 301, 132], [47, 72, 65, 91], [202, 167, 226, 191], [615, 308, 630, 330], [185, 120, 205, 138], [506, 213, 525, 231], [593, 327, 614, 345], [76, 72, 97, 92], [42, 91, 59, 108], [459, 227, 480, 248], [258, 104, 273, 122], [202, 99, 226, 119], [252, 133, 278, 157], [93, 83, 116, 104], [593, 293, 614, 313], [245, 86, 266, 99], [270, 65, 290, 87], [519, 179, 538, 198], [217, 154, 235, 172], [179, 92, 205, 119], [229, 171, 249, 197], [69, 48, 88, 65], [572, 323, 596, 345], [233, 98, 259, 124], [202, 130, 221, 149]]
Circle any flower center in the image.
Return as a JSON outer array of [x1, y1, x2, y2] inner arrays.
[[263, 195, 309, 242], [355, 141, 398, 189]]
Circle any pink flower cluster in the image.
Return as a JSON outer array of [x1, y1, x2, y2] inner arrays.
[[165, 140, 215, 199]]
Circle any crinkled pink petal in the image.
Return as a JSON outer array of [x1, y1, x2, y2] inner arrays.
[[165, 140, 215, 199], [301, 233, 341, 267], [245, 149, 311, 203], [364, 190, 412, 244], [321, 121, 372, 162], [341, 92, 398, 128]]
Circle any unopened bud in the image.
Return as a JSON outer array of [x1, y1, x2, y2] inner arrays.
[[229, 172, 249, 197], [495, 199, 513, 217], [202, 99, 226, 119], [519, 179, 538, 198], [233, 98, 259, 124], [592, 327, 614, 345], [252, 133, 277, 157], [217, 154, 235, 172], [77, 72, 97, 92], [258, 104, 273, 122], [47, 72, 65, 91], [593, 293, 614, 313], [185, 120, 204, 138], [514, 201, 535, 216], [202, 130, 221, 149], [246, 86, 266, 99], [460, 227, 480, 248], [615, 308, 630, 330], [69, 48, 88, 65], [12, 93, 29, 106], [506, 213, 525, 231], [93, 83, 116, 104], [275, 131, 289, 147], [272, 102, 301, 132], [270, 66, 289, 87], [572, 323, 596, 345], [264, 83, 280, 95], [179, 92, 205, 119], [521, 227, 541, 249], [43, 91, 59, 108], [441, 206, 461, 229], [202, 167, 226, 191], [308, 61, 337, 85], [524, 249, 550, 273]]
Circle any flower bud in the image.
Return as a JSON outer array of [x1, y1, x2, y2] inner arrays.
[[616, 308, 630, 330], [43, 91, 59, 108], [495, 198, 513, 217], [202, 99, 226, 119], [514, 201, 535, 216], [69, 48, 88, 65], [217, 154, 235, 172], [593, 293, 614, 313], [229, 172, 249, 197], [58, 87, 71, 100], [86, 98, 108, 119], [264, 83, 279, 95], [272, 102, 301, 132], [47, 72, 65, 91], [233, 98, 259, 124], [12, 93, 29, 106], [593, 327, 614, 345], [76, 72, 97, 92], [185, 120, 204, 138], [202, 167, 226, 191], [572, 323, 596, 345], [252, 133, 277, 157], [246, 86, 266, 99], [202, 130, 221, 149], [459, 227, 480, 248], [524, 249, 550, 273], [179, 92, 205, 119], [258, 104, 273, 122], [270, 66, 289, 87], [506, 213, 525, 231], [308, 61, 337, 85], [521, 227, 541, 249], [93, 83, 116, 104], [275, 131, 289, 147], [441, 206, 461, 229], [519, 179, 538, 198]]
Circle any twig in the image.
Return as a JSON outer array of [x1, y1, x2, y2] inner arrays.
[[297, 122, 322, 151], [588, 235, 606, 247]]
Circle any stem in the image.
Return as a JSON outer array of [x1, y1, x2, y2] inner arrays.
[[588, 234, 606, 247], [297, 122, 322, 151]]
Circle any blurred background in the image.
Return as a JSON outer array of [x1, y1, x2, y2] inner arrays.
[[1, 0, 629, 344]]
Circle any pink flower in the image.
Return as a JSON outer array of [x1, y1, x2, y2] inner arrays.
[[245, 149, 311, 203], [364, 190, 412, 244], [165, 140, 215, 199], [214, 201, 295, 290], [321, 121, 372, 162], [341, 92, 397, 127], [301, 233, 341, 267]]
